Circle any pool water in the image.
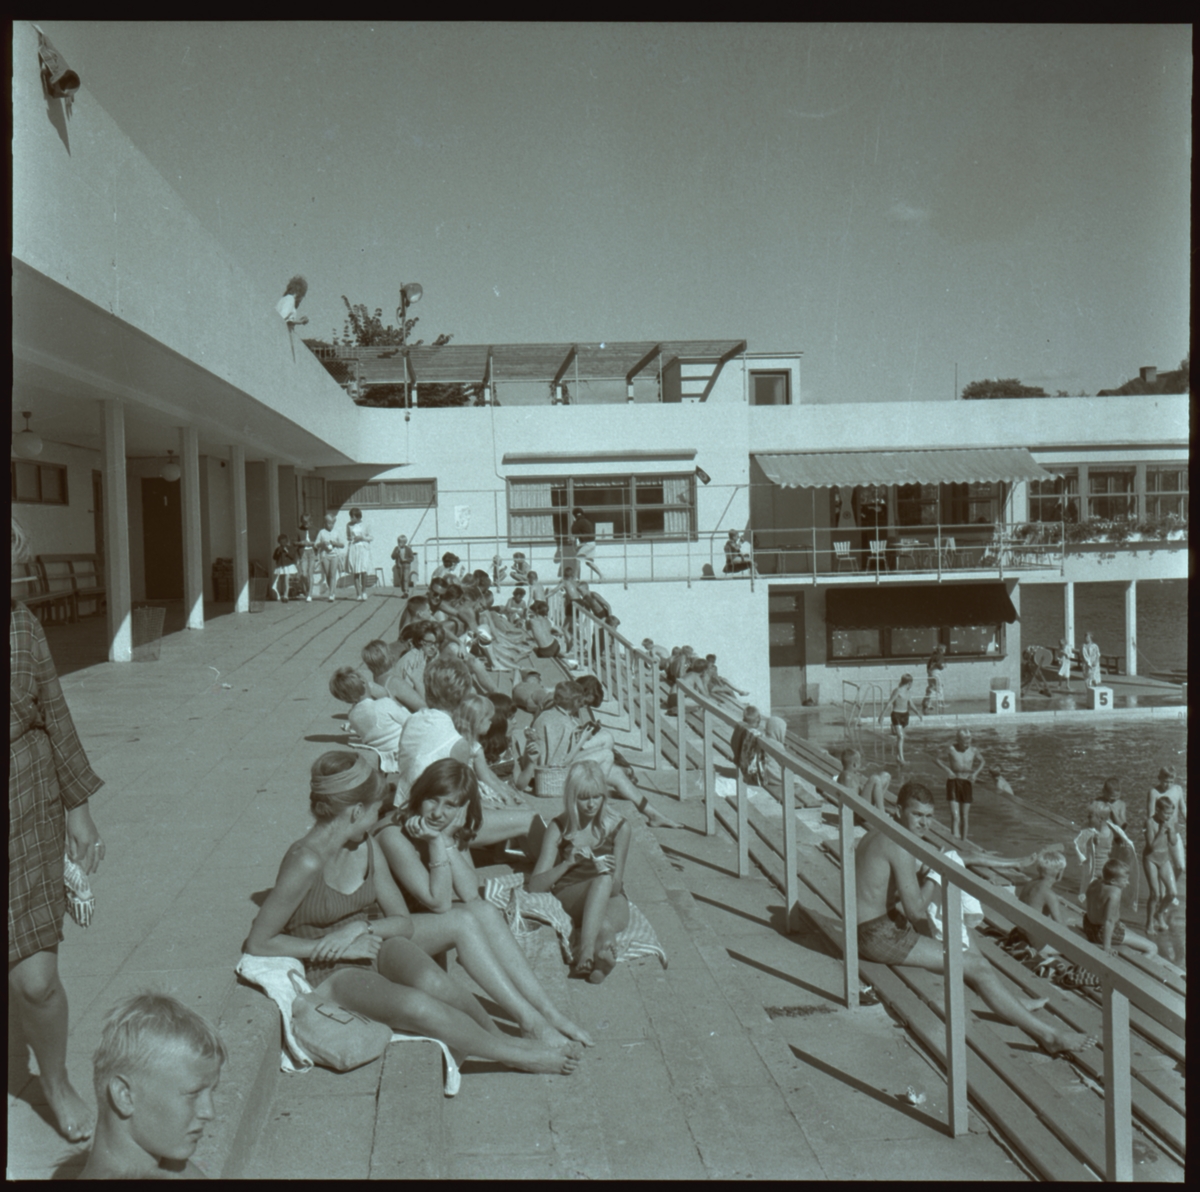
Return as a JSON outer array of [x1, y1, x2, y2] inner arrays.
[[785, 711, 1188, 967]]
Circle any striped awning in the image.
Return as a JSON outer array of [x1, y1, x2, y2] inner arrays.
[[755, 448, 1054, 489]]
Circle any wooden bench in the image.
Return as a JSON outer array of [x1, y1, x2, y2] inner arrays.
[[11, 560, 76, 624], [37, 554, 107, 619]]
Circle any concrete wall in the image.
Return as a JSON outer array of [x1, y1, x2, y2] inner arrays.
[[12, 441, 99, 557], [11, 20, 359, 467], [324, 403, 755, 583]]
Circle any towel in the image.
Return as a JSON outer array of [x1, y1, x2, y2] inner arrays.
[[235, 954, 460, 1095], [483, 874, 668, 970], [923, 850, 984, 949]]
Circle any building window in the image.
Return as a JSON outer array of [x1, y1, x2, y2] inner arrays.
[[1145, 468, 1187, 519], [1088, 469, 1135, 520], [507, 473, 696, 544], [11, 461, 68, 506], [326, 478, 437, 510], [750, 371, 791, 406], [829, 623, 1002, 661], [1028, 469, 1079, 522], [946, 481, 1003, 526], [896, 484, 940, 526]]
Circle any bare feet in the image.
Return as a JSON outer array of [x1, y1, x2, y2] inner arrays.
[[1041, 1029, 1096, 1058], [42, 1078, 94, 1144], [545, 1009, 594, 1047], [513, 1049, 583, 1075], [523, 1021, 573, 1050], [645, 808, 683, 829]]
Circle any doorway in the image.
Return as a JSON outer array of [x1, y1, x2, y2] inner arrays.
[[141, 477, 184, 599], [768, 589, 808, 709]]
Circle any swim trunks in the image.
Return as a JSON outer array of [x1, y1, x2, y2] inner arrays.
[[857, 913, 920, 964], [1083, 915, 1125, 948], [890, 711, 910, 728], [534, 642, 560, 659], [946, 778, 973, 804]]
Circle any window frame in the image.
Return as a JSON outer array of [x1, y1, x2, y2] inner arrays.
[[828, 622, 1004, 662], [1028, 468, 1079, 523], [749, 370, 792, 406], [1087, 468, 1136, 521], [11, 460, 69, 506], [506, 472, 697, 545], [1145, 467, 1188, 519]]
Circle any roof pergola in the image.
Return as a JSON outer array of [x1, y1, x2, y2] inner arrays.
[[334, 339, 747, 391]]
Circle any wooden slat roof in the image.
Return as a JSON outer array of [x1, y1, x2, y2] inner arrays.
[[335, 340, 747, 385]]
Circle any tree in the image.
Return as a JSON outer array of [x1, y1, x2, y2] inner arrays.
[[960, 378, 1049, 400], [302, 296, 474, 408]]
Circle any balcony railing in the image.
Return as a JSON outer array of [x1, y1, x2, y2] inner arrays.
[[415, 523, 1063, 590], [562, 605, 1185, 1182]]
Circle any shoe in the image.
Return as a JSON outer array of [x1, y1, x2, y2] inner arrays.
[[305, 595, 312, 602], [328, 596, 337, 602]]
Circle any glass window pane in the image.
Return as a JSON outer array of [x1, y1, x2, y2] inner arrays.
[[947, 625, 1000, 655], [889, 626, 939, 656], [751, 372, 790, 405], [13, 461, 40, 502], [830, 627, 882, 659]]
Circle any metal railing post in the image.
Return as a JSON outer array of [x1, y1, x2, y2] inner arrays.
[[637, 654, 649, 755], [782, 769, 799, 932], [652, 662, 663, 772], [702, 707, 715, 836], [941, 881, 969, 1136], [623, 640, 634, 732], [736, 766, 749, 877], [839, 799, 859, 1009], [677, 683, 689, 802], [1102, 982, 1133, 1182]]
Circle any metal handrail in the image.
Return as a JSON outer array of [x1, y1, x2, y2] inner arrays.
[[569, 604, 1185, 1181]]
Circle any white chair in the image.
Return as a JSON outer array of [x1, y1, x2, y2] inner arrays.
[[938, 536, 957, 569], [893, 538, 918, 570], [833, 541, 857, 572], [867, 540, 888, 572]]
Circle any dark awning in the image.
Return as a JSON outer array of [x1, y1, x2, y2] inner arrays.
[[755, 448, 1053, 488], [826, 584, 1019, 629]]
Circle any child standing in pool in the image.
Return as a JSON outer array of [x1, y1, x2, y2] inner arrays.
[[1074, 800, 1135, 903], [879, 674, 922, 765], [934, 729, 984, 842], [1143, 796, 1183, 935]]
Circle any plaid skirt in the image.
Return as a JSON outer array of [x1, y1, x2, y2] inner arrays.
[[9, 727, 68, 963]]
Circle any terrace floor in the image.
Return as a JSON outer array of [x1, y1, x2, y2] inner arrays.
[[8, 590, 1035, 1180]]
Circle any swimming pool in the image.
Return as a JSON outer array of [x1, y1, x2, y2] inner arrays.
[[785, 711, 1188, 967]]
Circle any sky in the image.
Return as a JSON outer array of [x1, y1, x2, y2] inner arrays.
[[34, 22, 1193, 404]]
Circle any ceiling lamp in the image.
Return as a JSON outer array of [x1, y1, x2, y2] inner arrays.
[[13, 411, 44, 459], [161, 450, 182, 483]]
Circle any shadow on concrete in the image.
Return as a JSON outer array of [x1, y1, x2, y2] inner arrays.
[[725, 949, 844, 1005], [657, 843, 739, 880], [787, 1042, 949, 1135]]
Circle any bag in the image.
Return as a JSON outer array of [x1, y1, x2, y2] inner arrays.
[[287, 970, 392, 1071], [63, 853, 95, 928]]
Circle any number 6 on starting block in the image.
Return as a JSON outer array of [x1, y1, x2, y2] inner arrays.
[[989, 689, 1015, 714]]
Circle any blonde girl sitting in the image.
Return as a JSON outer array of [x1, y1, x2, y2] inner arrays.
[[527, 761, 632, 983]]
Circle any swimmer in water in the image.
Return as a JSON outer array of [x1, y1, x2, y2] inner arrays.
[[934, 729, 985, 842], [989, 768, 1016, 799]]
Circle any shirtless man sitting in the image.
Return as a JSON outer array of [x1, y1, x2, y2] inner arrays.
[[934, 729, 985, 842], [836, 748, 891, 815], [855, 782, 1092, 1058]]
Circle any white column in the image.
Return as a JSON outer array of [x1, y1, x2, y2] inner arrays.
[[180, 426, 204, 630], [100, 400, 132, 662], [231, 445, 249, 612], [1124, 580, 1137, 676], [266, 457, 281, 546], [1063, 581, 1075, 650]]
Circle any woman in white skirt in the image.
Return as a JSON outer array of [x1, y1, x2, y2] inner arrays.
[[345, 507, 375, 601]]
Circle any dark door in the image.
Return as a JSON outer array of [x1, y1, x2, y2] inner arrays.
[[768, 589, 808, 709], [92, 470, 104, 565], [142, 477, 184, 599]]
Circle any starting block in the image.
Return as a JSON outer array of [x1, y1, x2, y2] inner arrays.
[[1088, 686, 1113, 711], [989, 689, 1016, 714]]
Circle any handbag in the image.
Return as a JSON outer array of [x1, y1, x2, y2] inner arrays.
[[63, 854, 95, 928], [287, 969, 392, 1071]]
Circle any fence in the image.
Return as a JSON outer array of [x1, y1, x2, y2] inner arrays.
[[417, 521, 1064, 591], [560, 602, 1184, 1182]]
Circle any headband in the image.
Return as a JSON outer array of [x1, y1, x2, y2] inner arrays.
[[310, 753, 377, 796]]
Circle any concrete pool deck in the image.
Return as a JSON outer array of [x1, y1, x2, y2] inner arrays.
[[8, 592, 1033, 1180]]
